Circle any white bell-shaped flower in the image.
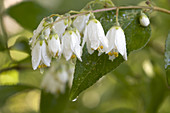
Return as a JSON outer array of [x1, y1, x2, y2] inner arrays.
[[139, 13, 150, 27], [43, 27, 51, 40], [32, 38, 52, 70], [73, 14, 90, 33], [53, 17, 68, 37], [41, 60, 74, 94], [47, 31, 62, 57], [62, 30, 82, 61], [82, 19, 108, 55], [30, 18, 53, 47], [106, 26, 127, 61], [41, 68, 68, 94]]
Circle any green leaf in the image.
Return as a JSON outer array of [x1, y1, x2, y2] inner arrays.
[[0, 35, 6, 51], [10, 36, 30, 54], [0, 84, 36, 107], [0, 51, 12, 70], [105, 108, 136, 113], [165, 32, 170, 86], [70, 9, 151, 100], [40, 89, 69, 113], [7, 1, 50, 31]]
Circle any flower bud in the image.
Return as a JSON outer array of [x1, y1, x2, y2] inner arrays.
[[139, 13, 150, 27]]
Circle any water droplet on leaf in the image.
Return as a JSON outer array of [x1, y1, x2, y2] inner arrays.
[[72, 96, 78, 102]]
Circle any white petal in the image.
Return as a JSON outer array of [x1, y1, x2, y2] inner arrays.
[[44, 27, 51, 40], [74, 45, 82, 61], [48, 35, 61, 57], [109, 55, 116, 61], [57, 69, 68, 83], [140, 13, 150, 27], [62, 32, 73, 60], [82, 26, 88, 48], [73, 14, 90, 33], [53, 17, 68, 37], [140, 16, 150, 27], [41, 41, 52, 66], [86, 38, 94, 54], [87, 20, 100, 50], [96, 20, 108, 49], [70, 32, 82, 61], [106, 27, 116, 53], [31, 19, 45, 46], [31, 41, 41, 70], [75, 30, 81, 44], [115, 27, 127, 60], [70, 32, 78, 51]]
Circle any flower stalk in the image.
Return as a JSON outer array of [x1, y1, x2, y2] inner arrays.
[[49, 5, 170, 26]]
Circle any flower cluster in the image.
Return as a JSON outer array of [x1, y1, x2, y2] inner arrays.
[[41, 59, 74, 94], [30, 12, 150, 70]]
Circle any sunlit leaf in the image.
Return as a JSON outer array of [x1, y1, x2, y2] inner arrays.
[[0, 84, 36, 107], [0, 70, 19, 85], [0, 51, 12, 70]]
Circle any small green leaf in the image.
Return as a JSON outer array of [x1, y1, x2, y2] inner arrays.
[[0, 51, 12, 70], [70, 9, 151, 100], [7, 1, 50, 31], [40, 88, 69, 113], [10, 36, 30, 54], [0, 84, 36, 107], [105, 108, 136, 113], [165, 32, 170, 86]]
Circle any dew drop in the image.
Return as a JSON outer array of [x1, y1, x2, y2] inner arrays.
[[72, 96, 78, 102], [40, 68, 44, 74]]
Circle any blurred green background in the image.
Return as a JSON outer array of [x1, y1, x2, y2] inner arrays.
[[0, 0, 170, 113]]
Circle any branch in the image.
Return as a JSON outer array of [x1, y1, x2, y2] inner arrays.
[[51, 5, 170, 25]]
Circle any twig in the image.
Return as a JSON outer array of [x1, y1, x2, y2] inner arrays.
[[51, 6, 170, 25]]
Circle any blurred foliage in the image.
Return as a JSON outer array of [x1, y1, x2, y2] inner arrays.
[[165, 32, 170, 86], [0, 0, 170, 113]]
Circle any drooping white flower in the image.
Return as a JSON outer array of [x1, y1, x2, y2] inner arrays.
[[47, 31, 62, 57], [73, 14, 90, 33], [62, 30, 82, 61], [106, 26, 127, 61], [41, 68, 68, 94], [43, 27, 51, 40], [139, 13, 150, 27], [41, 60, 74, 94], [32, 39, 52, 70], [53, 17, 68, 37], [30, 18, 53, 47], [82, 19, 108, 55]]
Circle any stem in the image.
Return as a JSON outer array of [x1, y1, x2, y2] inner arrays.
[[116, 8, 119, 26], [0, 0, 8, 47], [51, 6, 170, 25]]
